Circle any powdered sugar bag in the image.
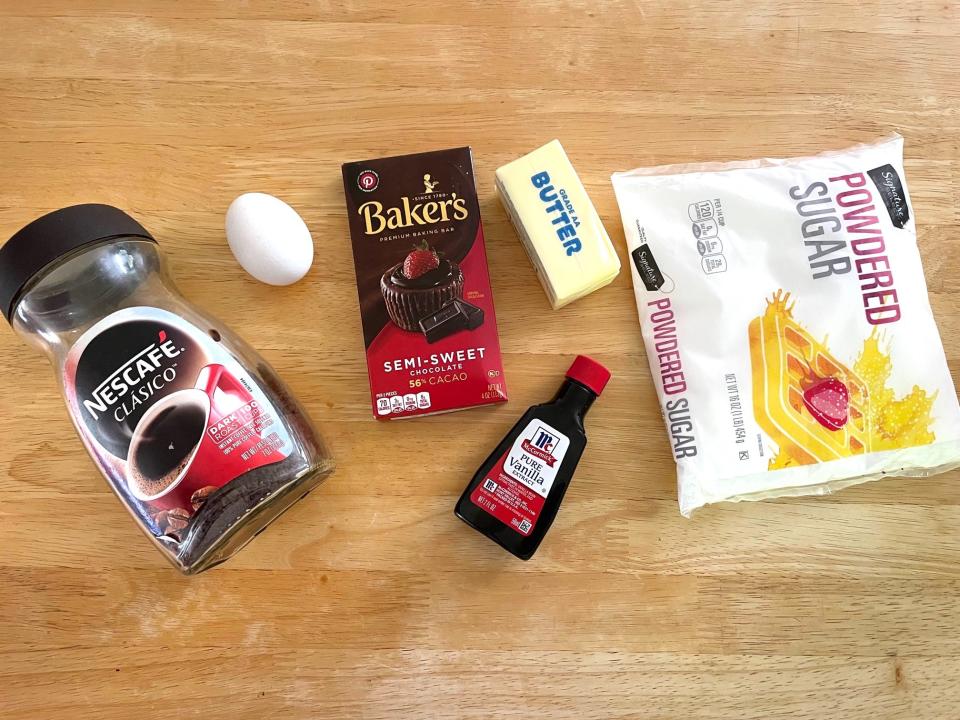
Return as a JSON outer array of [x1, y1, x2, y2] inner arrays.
[[611, 136, 960, 516]]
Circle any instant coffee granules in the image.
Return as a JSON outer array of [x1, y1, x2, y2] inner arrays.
[[0, 204, 335, 574]]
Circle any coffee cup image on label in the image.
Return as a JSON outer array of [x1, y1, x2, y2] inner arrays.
[[126, 363, 258, 510]]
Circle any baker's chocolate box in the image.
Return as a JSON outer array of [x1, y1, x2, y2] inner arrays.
[[342, 147, 508, 419]]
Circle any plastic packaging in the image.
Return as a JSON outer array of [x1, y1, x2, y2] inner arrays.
[[611, 136, 960, 515]]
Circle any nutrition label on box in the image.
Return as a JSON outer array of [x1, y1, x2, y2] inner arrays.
[[376, 392, 431, 416]]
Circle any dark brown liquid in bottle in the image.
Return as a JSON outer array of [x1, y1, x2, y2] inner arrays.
[[454, 377, 597, 560]]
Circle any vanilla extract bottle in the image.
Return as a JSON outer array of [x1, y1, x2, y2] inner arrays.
[[455, 355, 610, 559]]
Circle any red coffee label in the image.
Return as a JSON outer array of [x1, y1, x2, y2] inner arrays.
[[342, 147, 507, 419], [63, 306, 293, 538]]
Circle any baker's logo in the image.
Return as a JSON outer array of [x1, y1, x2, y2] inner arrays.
[[358, 193, 469, 235], [423, 173, 439, 193]]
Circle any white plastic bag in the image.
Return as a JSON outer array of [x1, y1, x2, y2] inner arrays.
[[612, 136, 960, 515]]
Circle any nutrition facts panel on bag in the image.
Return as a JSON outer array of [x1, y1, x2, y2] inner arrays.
[[688, 199, 728, 275]]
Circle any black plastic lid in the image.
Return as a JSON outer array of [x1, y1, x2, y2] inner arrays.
[[0, 204, 155, 323]]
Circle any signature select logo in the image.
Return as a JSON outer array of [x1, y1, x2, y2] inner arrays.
[[879, 170, 907, 218]]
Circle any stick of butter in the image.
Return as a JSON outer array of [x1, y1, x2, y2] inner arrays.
[[496, 139, 620, 309]]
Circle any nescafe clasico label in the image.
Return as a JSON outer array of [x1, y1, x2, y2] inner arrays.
[[341, 147, 507, 419], [72, 318, 205, 457], [64, 307, 294, 528]]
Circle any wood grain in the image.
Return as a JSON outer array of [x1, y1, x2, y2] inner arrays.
[[1, 1, 959, 718]]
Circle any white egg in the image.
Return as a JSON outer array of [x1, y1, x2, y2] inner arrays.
[[225, 193, 314, 286]]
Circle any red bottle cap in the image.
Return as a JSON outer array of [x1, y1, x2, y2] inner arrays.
[[565, 355, 610, 396]]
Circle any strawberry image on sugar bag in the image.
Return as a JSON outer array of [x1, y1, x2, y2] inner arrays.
[[801, 371, 849, 431], [342, 147, 507, 419], [612, 136, 960, 516]]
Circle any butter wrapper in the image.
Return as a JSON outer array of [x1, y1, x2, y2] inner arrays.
[[496, 140, 620, 309]]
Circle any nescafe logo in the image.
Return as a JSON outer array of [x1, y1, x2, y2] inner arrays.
[[83, 331, 181, 421], [74, 320, 204, 457]]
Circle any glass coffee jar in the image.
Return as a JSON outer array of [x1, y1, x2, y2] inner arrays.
[[0, 204, 334, 574]]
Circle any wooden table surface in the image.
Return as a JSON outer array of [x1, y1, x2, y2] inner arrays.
[[2, 2, 960, 718]]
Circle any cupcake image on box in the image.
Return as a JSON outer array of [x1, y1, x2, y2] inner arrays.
[[380, 241, 464, 331]]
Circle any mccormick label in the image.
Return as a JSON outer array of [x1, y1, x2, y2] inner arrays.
[[342, 147, 508, 419], [470, 419, 570, 536]]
